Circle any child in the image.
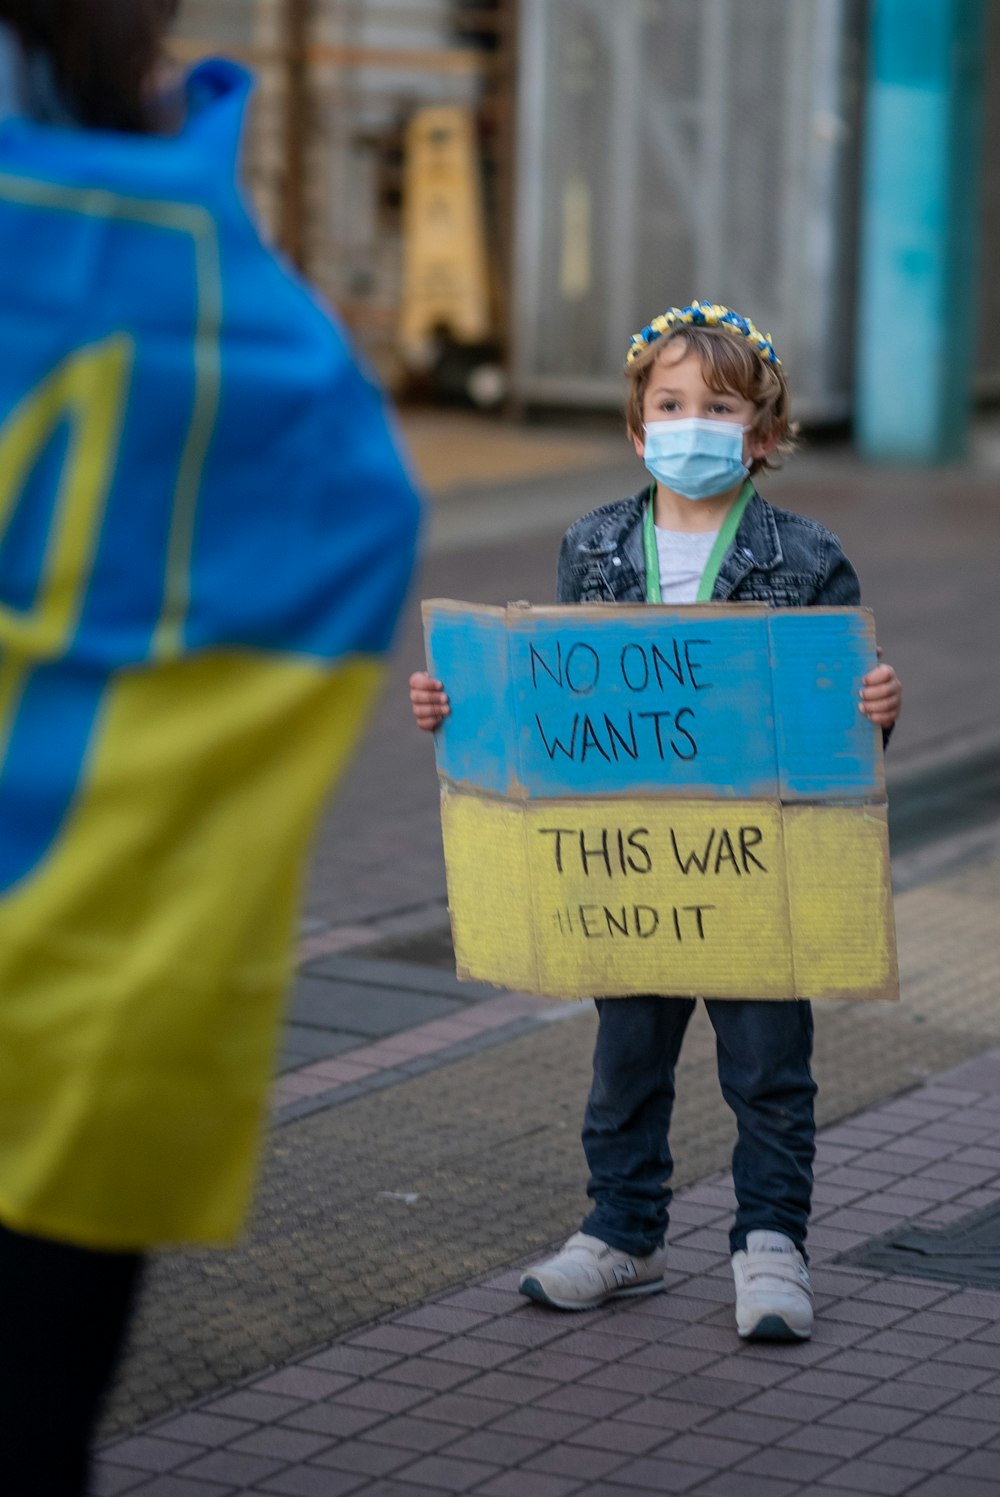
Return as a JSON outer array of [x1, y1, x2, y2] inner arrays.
[[410, 301, 901, 1340]]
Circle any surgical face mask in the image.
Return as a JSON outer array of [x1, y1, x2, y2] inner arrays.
[[642, 417, 749, 500]]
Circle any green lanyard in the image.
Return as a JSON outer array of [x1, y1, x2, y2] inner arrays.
[[642, 479, 754, 604]]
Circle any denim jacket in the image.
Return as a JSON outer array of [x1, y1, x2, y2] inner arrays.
[[556, 485, 861, 608], [556, 485, 893, 745]]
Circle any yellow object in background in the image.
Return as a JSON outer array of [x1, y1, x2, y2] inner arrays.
[[399, 105, 493, 366]]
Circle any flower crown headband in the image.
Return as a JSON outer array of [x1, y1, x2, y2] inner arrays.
[[625, 300, 781, 370]]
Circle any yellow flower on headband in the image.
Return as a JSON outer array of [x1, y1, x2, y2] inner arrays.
[[626, 300, 781, 370]]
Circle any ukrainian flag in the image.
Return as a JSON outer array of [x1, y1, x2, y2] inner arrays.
[[0, 62, 421, 1249]]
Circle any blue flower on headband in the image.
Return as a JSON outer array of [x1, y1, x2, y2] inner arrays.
[[626, 300, 781, 369]]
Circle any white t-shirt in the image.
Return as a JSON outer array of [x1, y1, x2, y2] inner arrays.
[[654, 525, 720, 604]]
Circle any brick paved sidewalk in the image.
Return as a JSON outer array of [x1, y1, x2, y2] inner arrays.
[[95, 1049, 1000, 1497]]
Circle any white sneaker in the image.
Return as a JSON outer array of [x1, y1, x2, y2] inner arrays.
[[519, 1231, 667, 1311], [731, 1229, 813, 1340]]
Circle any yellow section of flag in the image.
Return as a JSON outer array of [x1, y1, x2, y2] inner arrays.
[[0, 652, 382, 1250]]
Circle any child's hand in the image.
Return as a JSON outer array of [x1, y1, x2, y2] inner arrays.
[[860, 649, 901, 728], [409, 670, 450, 732]]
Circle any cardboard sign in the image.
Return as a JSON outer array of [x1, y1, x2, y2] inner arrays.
[[425, 600, 898, 1003]]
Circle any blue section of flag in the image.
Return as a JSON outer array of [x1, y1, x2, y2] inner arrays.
[[0, 60, 421, 894]]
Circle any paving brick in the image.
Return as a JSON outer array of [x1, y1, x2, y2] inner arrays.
[[485, 1405, 591, 1443], [613, 1396, 716, 1432], [89, 1467, 149, 1496], [909, 1414, 998, 1448], [643, 1374, 748, 1409], [555, 1327, 659, 1361], [813, 1348, 918, 1380], [415, 1392, 513, 1427], [916, 1162, 995, 1187], [543, 1485, 634, 1497], [509, 1350, 603, 1382], [814, 1269, 881, 1297], [775, 1367, 877, 1400], [670, 1323, 745, 1355], [897, 1311, 991, 1339], [736, 1388, 840, 1423], [729, 1335, 833, 1366], [389, 1452, 500, 1491], [579, 1362, 674, 1397], [780, 1422, 880, 1458], [862, 1381, 959, 1413], [102, 1436, 204, 1474], [820, 1299, 909, 1329], [442, 1430, 547, 1466], [147, 1413, 256, 1449], [947, 1450, 1000, 1479], [476, 1472, 582, 1497], [654, 1433, 758, 1470], [821, 1459, 921, 1493], [537, 1382, 636, 1419], [701, 1354, 797, 1388], [358, 1413, 464, 1452], [394, 1304, 493, 1335], [438, 1288, 525, 1316], [565, 1416, 668, 1455], [896, 1360, 992, 1392], [196, 1389, 300, 1425], [818, 1403, 919, 1436], [349, 1325, 446, 1356], [174, 1449, 288, 1486], [120, 1480, 234, 1496], [905, 1477, 1000, 1497], [424, 1338, 519, 1370], [301, 1346, 401, 1377], [937, 1340, 1000, 1372], [883, 1135, 956, 1161], [696, 1410, 797, 1446], [258, 1468, 366, 1497], [335, 1378, 429, 1415], [597, 1456, 712, 1492], [525, 1443, 627, 1481], [806, 1317, 871, 1349], [282, 1404, 385, 1438], [459, 1370, 559, 1405], [620, 1342, 721, 1377], [735, 1445, 841, 1483], [228, 1426, 331, 1462], [251, 1366, 357, 1401], [595, 1303, 681, 1340], [311, 1439, 412, 1478], [935, 1291, 1000, 1320], [687, 1471, 800, 1497], [378, 1359, 475, 1393], [468, 1316, 578, 1350], [863, 1435, 964, 1472]]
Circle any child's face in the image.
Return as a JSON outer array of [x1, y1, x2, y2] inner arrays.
[[632, 344, 775, 467]]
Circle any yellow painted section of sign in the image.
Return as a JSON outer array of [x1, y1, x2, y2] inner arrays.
[[442, 788, 896, 1002], [400, 106, 492, 362], [785, 804, 898, 1000]]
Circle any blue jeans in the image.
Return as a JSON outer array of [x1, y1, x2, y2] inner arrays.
[[581, 996, 816, 1258]]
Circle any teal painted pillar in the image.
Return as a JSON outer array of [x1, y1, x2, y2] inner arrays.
[[856, 0, 988, 462]]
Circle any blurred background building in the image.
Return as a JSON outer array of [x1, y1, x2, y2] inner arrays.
[[172, 0, 999, 446]]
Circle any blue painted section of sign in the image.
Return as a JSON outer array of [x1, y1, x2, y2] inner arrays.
[[425, 607, 513, 796], [770, 612, 879, 799], [424, 603, 881, 802]]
